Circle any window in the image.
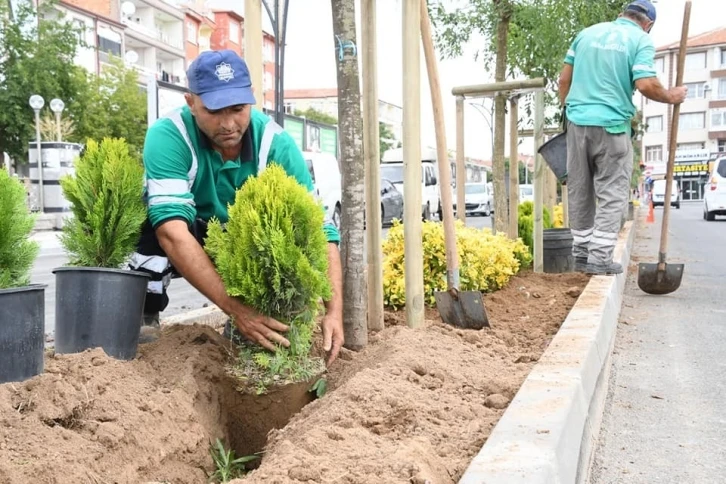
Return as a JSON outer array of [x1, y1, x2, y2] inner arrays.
[[645, 145, 663, 162], [229, 21, 240, 44], [677, 142, 704, 151], [654, 57, 664, 73], [685, 82, 706, 99], [645, 115, 663, 133], [97, 35, 121, 57], [717, 79, 726, 100], [264, 71, 273, 91], [186, 21, 197, 44], [721, 48, 726, 68], [718, 139, 726, 152], [685, 52, 707, 70], [711, 109, 726, 129], [680, 112, 706, 130], [718, 159, 726, 178]]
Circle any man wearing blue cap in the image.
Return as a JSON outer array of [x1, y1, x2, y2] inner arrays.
[[559, 0, 687, 275], [128, 50, 344, 365]]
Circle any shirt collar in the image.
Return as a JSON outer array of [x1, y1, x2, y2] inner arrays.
[[615, 17, 642, 29]]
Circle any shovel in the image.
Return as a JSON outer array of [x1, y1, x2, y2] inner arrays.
[[420, 0, 489, 329], [638, 1, 690, 295]]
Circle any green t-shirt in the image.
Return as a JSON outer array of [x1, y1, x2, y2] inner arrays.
[[142, 106, 340, 243], [564, 17, 658, 135]]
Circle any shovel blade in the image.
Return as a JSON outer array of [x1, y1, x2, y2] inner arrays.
[[434, 290, 490, 329], [637, 262, 684, 295]]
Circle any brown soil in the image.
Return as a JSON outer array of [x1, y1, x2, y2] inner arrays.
[[0, 271, 588, 484]]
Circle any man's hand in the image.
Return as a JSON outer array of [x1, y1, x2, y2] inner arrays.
[[322, 313, 344, 365], [669, 85, 688, 104], [229, 301, 290, 352]]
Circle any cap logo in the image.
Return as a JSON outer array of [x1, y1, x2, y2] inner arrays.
[[215, 62, 235, 82]]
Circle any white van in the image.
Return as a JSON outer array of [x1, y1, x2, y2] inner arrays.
[[304, 151, 342, 228], [703, 157, 726, 221], [652, 179, 680, 209], [381, 147, 443, 220]]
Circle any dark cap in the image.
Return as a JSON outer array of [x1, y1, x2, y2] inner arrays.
[[186, 50, 256, 110]]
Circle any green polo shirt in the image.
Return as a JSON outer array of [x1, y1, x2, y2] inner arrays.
[[142, 106, 339, 243], [564, 17, 658, 134]]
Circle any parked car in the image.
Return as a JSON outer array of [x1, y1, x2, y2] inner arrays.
[[304, 151, 342, 229], [457, 182, 492, 216], [381, 178, 404, 225], [652, 179, 680, 209], [381, 147, 442, 221], [519, 184, 534, 204], [703, 157, 726, 221]]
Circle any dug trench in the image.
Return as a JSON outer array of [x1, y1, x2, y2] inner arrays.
[[0, 271, 589, 484]]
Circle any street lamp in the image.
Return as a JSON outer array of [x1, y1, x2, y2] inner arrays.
[[29, 94, 45, 212], [50, 98, 65, 142]]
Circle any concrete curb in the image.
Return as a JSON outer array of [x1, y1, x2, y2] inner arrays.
[[459, 218, 637, 484], [161, 305, 225, 327]]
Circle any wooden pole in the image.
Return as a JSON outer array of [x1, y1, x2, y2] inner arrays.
[[403, 0, 424, 328], [455, 97, 466, 222], [452, 77, 546, 97], [420, 0, 459, 293], [546, 167, 557, 215], [244, 0, 264, 112], [518, 127, 562, 137], [508, 96, 519, 239], [562, 187, 569, 227], [533, 90, 545, 273], [361, 0, 383, 332]]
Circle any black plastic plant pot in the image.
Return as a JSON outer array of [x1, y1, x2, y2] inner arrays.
[[0, 285, 46, 384], [53, 267, 150, 361]]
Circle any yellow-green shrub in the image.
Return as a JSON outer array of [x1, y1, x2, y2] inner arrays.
[[518, 201, 553, 255], [382, 220, 531, 309], [553, 203, 564, 228]]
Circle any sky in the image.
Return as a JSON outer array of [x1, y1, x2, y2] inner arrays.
[[222, 0, 726, 159]]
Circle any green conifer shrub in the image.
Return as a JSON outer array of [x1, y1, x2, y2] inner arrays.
[[0, 170, 39, 289], [518, 200, 553, 255], [59, 138, 146, 268], [205, 164, 331, 393]]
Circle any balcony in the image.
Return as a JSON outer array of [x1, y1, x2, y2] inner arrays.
[[123, 19, 184, 54]]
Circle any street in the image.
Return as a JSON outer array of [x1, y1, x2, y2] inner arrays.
[[590, 202, 726, 483], [31, 215, 493, 337]]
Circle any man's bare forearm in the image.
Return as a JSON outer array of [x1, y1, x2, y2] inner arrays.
[[636, 77, 677, 104], [559, 81, 570, 106], [324, 243, 343, 316], [155, 220, 237, 314]]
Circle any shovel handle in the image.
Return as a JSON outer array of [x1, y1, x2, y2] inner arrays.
[[420, 0, 460, 290], [659, 2, 691, 258]]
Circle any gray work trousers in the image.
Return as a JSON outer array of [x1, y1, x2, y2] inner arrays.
[[566, 122, 632, 265]]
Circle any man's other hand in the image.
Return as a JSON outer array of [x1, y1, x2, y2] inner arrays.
[[322, 314, 344, 366], [670, 85, 688, 104], [230, 303, 290, 351]]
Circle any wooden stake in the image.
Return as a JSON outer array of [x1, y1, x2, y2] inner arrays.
[[361, 0, 383, 332], [455, 97, 466, 222], [403, 0, 424, 328], [244, 0, 264, 112], [533, 90, 545, 273], [420, 0, 459, 294], [562, 187, 569, 227], [508, 96, 519, 239], [452, 78, 546, 97]]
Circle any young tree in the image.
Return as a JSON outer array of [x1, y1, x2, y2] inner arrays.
[[0, 0, 86, 162], [331, 0, 367, 350], [379, 122, 398, 157]]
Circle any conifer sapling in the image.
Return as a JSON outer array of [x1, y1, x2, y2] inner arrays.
[[0, 170, 39, 289]]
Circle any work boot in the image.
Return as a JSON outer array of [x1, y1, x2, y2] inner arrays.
[[586, 261, 623, 275], [222, 320, 256, 348], [574, 257, 589, 273], [138, 312, 161, 344]]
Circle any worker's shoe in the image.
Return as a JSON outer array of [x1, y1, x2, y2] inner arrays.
[[222, 320, 256, 348], [574, 257, 589, 273], [586, 261, 623, 275], [138, 312, 161, 344]]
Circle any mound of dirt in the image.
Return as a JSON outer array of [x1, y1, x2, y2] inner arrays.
[[0, 271, 588, 484]]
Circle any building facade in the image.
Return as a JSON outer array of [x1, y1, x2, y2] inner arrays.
[[641, 28, 726, 201]]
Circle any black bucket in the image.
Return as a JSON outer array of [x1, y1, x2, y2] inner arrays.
[[0, 285, 46, 384], [53, 267, 150, 360], [543, 228, 574, 274], [538, 132, 568, 183]]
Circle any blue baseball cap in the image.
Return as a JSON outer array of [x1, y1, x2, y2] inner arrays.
[[187, 50, 256, 110], [625, 0, 656, 23]]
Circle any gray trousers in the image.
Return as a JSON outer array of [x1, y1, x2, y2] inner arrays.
[[566, 122, 632, 264]]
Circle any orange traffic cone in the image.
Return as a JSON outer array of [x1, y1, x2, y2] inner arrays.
[[646, 196, 655, 224]]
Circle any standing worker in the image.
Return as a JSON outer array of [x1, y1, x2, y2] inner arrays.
[[558, 0, 687, 274]]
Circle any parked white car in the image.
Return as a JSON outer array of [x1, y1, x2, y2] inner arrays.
[[652, 179, 680, 209], [519, 184, 534, 204], [304, 151, 342, 229], [703, 157, 726, 221], [460, 182, 492, 216], [381, 147, 443, 221]]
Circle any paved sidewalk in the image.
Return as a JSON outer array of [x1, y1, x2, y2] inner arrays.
[[590, 203, 726, 483]]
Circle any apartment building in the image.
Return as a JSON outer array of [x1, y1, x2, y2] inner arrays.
[[284, 88, 403, 142], [641, 27, 726, 201]]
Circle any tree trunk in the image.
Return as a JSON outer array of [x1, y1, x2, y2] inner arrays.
[[331, 0, 367, 350], [492, 2, 510, 235]]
